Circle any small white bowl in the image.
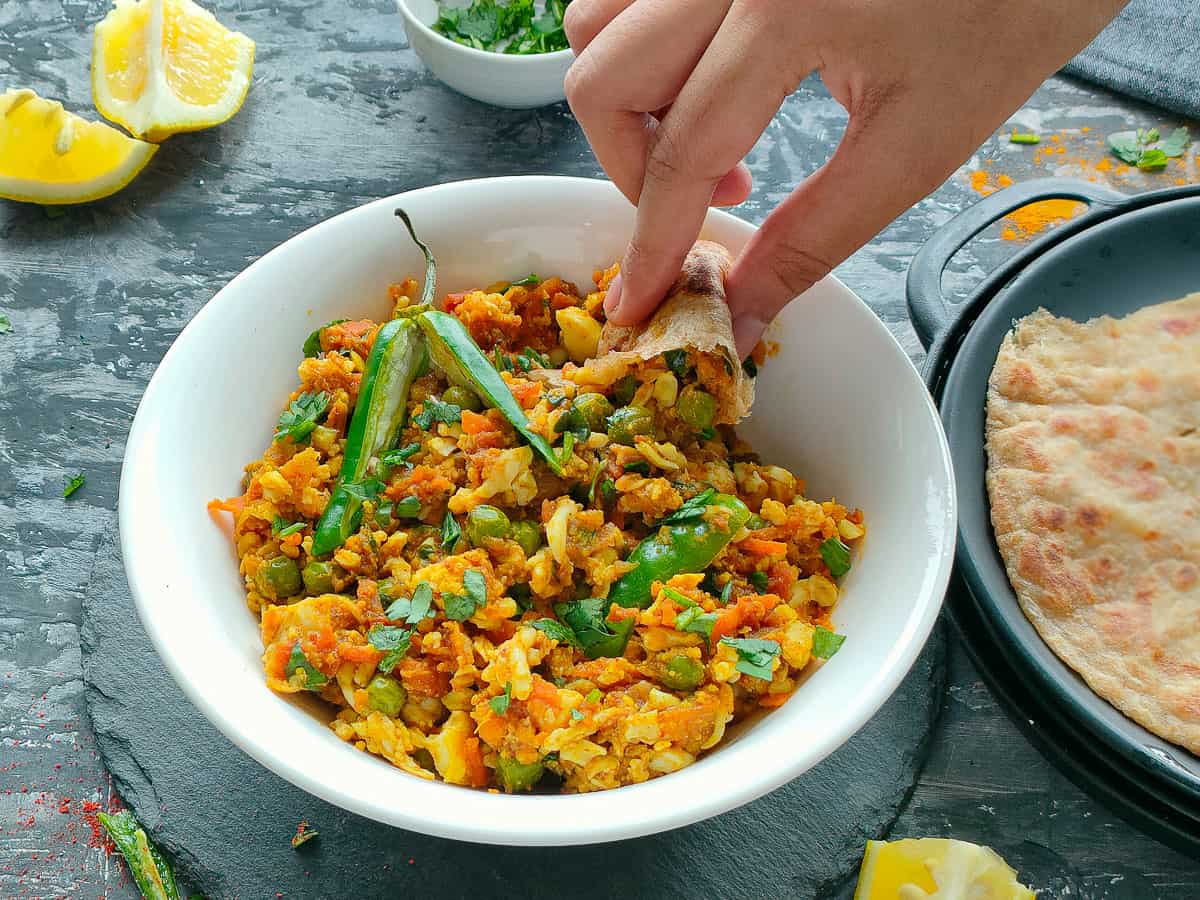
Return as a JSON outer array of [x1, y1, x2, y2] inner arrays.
[[397, 0, 574, 108], [120, 176, 956, 846]]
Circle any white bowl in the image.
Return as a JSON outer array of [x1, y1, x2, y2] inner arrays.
[[120, 176, 956, 846], [397, 0, 573, 108]]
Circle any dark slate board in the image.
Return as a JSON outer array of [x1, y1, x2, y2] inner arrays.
[[82, 532, 945, 900]]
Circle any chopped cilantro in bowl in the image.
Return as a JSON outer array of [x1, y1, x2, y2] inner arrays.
[[432, 0, 571, 54]]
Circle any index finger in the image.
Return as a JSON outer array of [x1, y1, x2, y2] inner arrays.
[[607, 6, 817, 325]]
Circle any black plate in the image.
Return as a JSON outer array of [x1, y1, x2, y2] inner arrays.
[[907, 179, 1200, 834]]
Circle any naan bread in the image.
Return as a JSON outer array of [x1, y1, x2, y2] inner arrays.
[[986, 294, 1200, 754]]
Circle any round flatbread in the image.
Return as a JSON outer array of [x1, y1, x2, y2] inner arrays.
[[985, 293, 1200, 754]]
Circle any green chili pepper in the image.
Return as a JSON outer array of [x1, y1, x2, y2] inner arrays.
[[600, 492, 751, 657], [311, 318, 427, 556], [417, 310, 562, 474], [495, 756, 545, 793], [96, 810, 181, 900]]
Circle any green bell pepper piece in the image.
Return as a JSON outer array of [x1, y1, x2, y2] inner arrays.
[[311, 318, 427, 556], [417, 309, 562, 474], [599, 492, 751, 657]]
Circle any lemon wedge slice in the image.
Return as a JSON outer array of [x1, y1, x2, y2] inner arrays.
[[0, 88, 158, 205], [92, 0, 255, 142], [854, 838, 1036, 900]]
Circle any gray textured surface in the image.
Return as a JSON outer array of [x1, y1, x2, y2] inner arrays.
[[3, 0, 1200, 897], [80, 533, 944, 900]]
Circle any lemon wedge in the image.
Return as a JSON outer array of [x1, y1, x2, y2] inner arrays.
[[854, 838, 1036, 900], [0, 88, 158, 205], [92, 0, 255, 142]]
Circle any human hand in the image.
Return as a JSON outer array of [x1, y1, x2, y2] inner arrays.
[[564, 0, 1126, 356]]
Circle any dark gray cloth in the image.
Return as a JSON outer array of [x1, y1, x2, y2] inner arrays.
[[1065, 0, 1200, 119]]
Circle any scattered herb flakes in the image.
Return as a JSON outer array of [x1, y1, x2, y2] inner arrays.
[[812, 625, 846, 660], [413, 396, 462, 430], [529, 617, 581, 648], [63, 473, 86, 499], [1008, 132, 1040, 145], [407, 582, 435, 624], [511, 273, 541, 287], [659, 487, 715, 526], [555, 598, 618, 654], [291, 820, 319, 849], [748, 570, 770, 592], [1107, 125, 1190, 170], [368, 625, 413, 673], [570, 708, 584, 722], [674, 605, 717, 640], [0, 314, 11, 334], [489, 682, 512, 716], [95, 809, 181, 900], [382, 443, 421, 468], [274, 391, 330, 444], [819, 536, 852, 578], [720, 637, 781, 681], [444, 569, 487, 621], [285, 640, 328, 689], [271, 516, 305, 537], [441, 509, 463, 552]]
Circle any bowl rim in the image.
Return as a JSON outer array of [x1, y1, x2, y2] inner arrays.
[[396, 0, 575, 65], [120, 175, 956, 844]]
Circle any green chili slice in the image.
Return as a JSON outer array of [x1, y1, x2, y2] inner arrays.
[[96, 810, 181, 900]]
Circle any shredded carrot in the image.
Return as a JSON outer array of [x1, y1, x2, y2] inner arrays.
[[740, 538, 787, 556], [338, 643, 381, 664], [463, 738, 490, 788], [207, 495, 245, 517]]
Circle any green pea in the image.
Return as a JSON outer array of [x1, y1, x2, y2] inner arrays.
[[571, 392, 614, 433], [677, 386, 717, 430], [442, 385, 482, 412], [495, 756, 544, 793], [510, 520, 542, 557], [256, 556, 302, 599], [366, 675, 408, 717], [662, 655, 705, 692], [612, 374, 638, 406], [301, 560, 335, 595], [606, 405, 655, 445], [467, 505, 511, 546]]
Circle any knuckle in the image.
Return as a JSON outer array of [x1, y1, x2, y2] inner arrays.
[[562, 0, 594, 50], [764, 236, 832, 300], [563, 56, 596, 110]]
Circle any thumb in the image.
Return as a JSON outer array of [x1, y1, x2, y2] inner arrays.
[[725, 90, 970, 358]]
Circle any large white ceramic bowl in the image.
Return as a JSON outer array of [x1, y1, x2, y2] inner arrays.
[[397, 0, 573, 108], [120, 176, 956, 846]]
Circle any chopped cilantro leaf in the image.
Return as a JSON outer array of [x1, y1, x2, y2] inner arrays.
[[720, 637, 781, 681], [271, 516, 305, 537], [1161, 126, 1190, 158], [303, 318, 347, 357], [341, 478, 384, 503], [0, 314, 11, 335], [748, 570, 770, 592], [412, 396, 462, 430], [274, 391, 330, 444], [659, 487, 715, 525], [1137, 149, 1168, 171], [489, 682, 512, 716], [812, 625, 846, 660], [392, 495, 422, 518], [441, 509, 463, 552], [599, 478, 616, 505], [63, 473, 86, 499], [285, 640, 328, 689], [529, 618, 581, 648], [555, 598, 619, 655], [368, 625, 413, 674], [820, 536, 852, 577], [570, 708, 584, 722], [622, 460, 651, 475], [663, 348, 690, 380], [444, 569, 487, 621], [381, 443, 421, 468]]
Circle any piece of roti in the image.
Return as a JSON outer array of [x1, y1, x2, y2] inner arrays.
[[985, 293, 1200, 755], [562, 241, 754, 424]]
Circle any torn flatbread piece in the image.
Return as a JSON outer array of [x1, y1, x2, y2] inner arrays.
[[562, 241, 753, 424], [986, 293, 1200, 755]]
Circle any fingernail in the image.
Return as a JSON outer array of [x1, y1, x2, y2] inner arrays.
[[603, 273, 623, 319]]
